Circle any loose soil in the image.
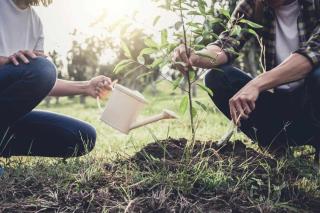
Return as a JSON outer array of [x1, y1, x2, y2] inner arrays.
[[1, 138, 319, 212], [107, 138, 320, 212]]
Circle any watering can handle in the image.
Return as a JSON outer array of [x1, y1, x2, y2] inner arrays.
[[96, 80, 118, 111], [130, 109, 178, 130]]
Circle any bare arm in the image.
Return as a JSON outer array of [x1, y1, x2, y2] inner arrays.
[[172, 44, 228, 71], [249, 53, 312, 92], [229, 53, 312, 125], [48, 79, 90, 97], [49, 76, 112, 98], [191, 45, 228, 68]]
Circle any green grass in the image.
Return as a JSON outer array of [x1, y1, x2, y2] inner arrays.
[[0, 81, 319, 212]]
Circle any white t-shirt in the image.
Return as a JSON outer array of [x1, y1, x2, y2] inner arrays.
[[275, 0, 303, 91], [275, 0, 300, 65], [0, 0, 44, 57]]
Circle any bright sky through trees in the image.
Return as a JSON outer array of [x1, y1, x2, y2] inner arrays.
[[34, 0, 176, 56]]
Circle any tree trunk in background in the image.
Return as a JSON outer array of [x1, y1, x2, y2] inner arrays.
[[151, 81, 157, 96], [55, 97, 60, 105], [80, 95, 86, 104], [45, 97, 51, 108]]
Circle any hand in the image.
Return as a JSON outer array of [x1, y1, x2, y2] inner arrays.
[[7, 50, 47, 66], [229, 83, 260, 126], [87, 75, 113, 98], [172, 44, 200, 74], [0, 56, 9, 66]]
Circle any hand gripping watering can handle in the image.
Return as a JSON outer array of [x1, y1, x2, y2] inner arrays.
[[96, 80, 118, 111]]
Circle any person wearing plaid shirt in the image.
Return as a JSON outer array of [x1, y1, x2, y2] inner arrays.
[[173, 0, 320, 155]]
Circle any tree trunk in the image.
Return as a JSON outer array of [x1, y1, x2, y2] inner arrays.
[[45, 97, 51, 108], [151, 81, 157, 96], [80, 95, 86, 104]]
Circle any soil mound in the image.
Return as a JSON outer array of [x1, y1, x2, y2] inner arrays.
[[112, 138, 319, 212], [131, 138, 277, 172]]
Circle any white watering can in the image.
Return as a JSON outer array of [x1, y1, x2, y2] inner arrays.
[[100, 84, 178, 134]]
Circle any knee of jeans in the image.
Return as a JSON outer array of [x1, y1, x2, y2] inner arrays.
[[75, 123, 97, 156], [307, 66, 320, 93], [25, 57, 57, 94], [204, 65, 233, 95]]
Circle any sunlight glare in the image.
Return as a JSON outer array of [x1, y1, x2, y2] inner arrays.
[[93, 0, 151, 21]]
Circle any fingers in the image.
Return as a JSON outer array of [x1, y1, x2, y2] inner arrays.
[[8, 50, 40, 66], [229, 101, 237, 125], [239, 99, 252, 118], [91, 76, 114, 98], [172, 44, 193, 74], [0, 56, 10, 65], [102, 77, 113, 90], [229, 97, 255, 126], [9, 55, 19, 66], [16, 51, 30, 64], [24, 50, 37, 59], [178, 45, 190, 67]]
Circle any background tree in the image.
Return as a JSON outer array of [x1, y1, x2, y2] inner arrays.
[[45, 50, 64, 107]]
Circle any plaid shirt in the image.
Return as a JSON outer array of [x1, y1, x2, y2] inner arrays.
[[213, 0, 320, 71]]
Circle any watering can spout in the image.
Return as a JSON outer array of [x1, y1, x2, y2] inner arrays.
[[130, 109, 178, 130]]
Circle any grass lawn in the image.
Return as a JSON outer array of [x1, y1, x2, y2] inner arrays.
[[0, 81, 319, 212]]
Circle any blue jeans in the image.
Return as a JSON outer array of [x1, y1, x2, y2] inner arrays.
[[0, 57, 96, 158], [204, 65, 320, 150]]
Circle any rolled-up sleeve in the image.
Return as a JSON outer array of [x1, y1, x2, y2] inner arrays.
[[295, 23, 320, 68], [211, 0, 256, 63]]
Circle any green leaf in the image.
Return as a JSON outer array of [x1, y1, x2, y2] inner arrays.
[[121, 42, 132, 59], [172, 76, 183, 90], [195, 36, 203, 44], [153, 16, 161, 26], [179, 95, 188, 115], [136, 71, 153, 79], [144, 38, 158, 49], [187, 11, 201, 15], [240, 19, 263, 29], [219, 9, 230, 19], [123, 65, 144, 78], [139, 48, 157, 57], [161, 29, 168, 46], [113, 59, 135, 74], [165, 0, 171, 9], [191, 106, 197, 119], [246, 28, 259, 37], [231, 25, 242, 36], [197, 83, 213, 96], [150, 58, 163, 68], [198, 2, 206, 15], [186, 22, 201, 28], [189, 70, 196, 82], [137, 55, 145, 65], [195, 100, 208, 111], [208, 17, 223, 24]]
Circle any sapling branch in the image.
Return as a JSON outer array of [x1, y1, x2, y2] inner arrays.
[[179, 0, 196, 142]]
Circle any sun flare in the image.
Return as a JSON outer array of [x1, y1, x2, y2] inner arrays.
[[92, 0, 153, 21]]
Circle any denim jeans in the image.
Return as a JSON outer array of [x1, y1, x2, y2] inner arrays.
[[204, 65, 320, 150], [0, 57, 96, 158]]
